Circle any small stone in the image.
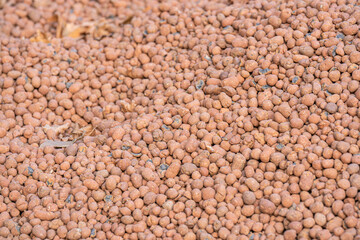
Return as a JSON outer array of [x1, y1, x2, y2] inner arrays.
[[245, 178, 260, 191], [259, 199, 276, 214], [268, 16, 281, 27], [350, 174, 360, 189], [142, 168, 156, 181], [105, 176, 117, 191], [222, 76, 240, 88], [136, 119, 148, 130], [83, 179, 99, 190], [165, 162, 181, 178], [219, 92, 232, 108], [65, 144, 78, 156], [336, 141, 350, 153], [244, 60, 258, 72], [143, 192, 156, 205], [343, 25, 359, 35], [242, 191, 256, 205], [319, 58, 334, 71], [325, 102, 337, 113], [67, 228, 82, 240], [185, 138, 199, 153], [350, 51, 360, 64], [32, 225, 46, 239], [327, 83, 342, 94], [181, 163, 197, 175], [299, 45, 314, 57], [299, 171, 314, 191], [232, 37, 248, 48]]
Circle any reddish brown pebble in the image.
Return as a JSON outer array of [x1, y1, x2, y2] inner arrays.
[[299, 171, 314, 191], [166, 162, 181, 178], [259, 199, 276, 214]]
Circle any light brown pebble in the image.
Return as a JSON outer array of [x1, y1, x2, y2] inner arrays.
[[299, 171, 314, 191], [166, 162, 181, 178], [336, 141, 350, 153], [83, 179, 99, 190], [219, 92, 232, 108], [32, 225, 46, 239], [181, 163, 197, 175], [259, 199, 276, 214], [242, 191, 256, 205], [325, 102, 337, 114], [222, 76, 240, 88]]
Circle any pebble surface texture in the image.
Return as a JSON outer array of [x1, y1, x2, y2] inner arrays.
[[0, 0, 360, 239]]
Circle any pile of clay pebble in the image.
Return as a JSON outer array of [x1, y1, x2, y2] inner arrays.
[[0, 0, 360, 239]]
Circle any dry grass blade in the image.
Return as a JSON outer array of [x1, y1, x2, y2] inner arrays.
[[120, 100, 136, 112], [91, 20, 116, 39], [53, 14, 115, 39], [95, 135, 107, 145], [72, 124, 96, 138], [54, 15, 65, 38], [38, 14, 115, 40], [204, 142, 215, 153], [40, 140, 73, 148], [62, 23, 89, 38], [122, 16, 133, 25], [30, 30, 51, 43], [43, 123, 70, 135], [73, 126, 96, 142]]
